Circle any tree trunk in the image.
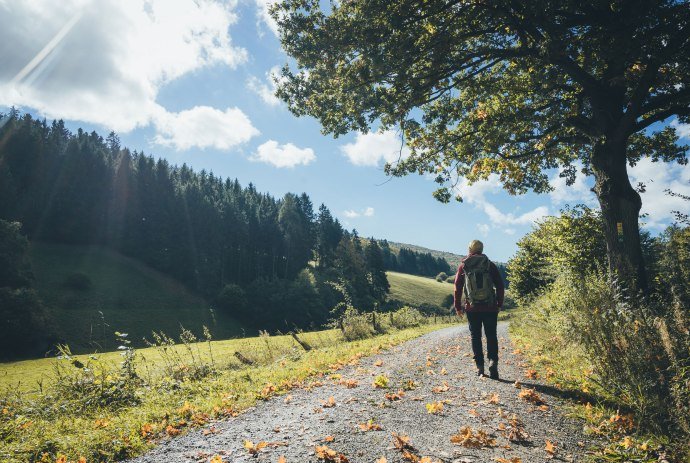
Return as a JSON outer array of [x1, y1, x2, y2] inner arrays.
[[590, 138, 648, 293]]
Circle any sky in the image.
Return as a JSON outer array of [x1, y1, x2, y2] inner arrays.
[[1, 0, 689, 262]]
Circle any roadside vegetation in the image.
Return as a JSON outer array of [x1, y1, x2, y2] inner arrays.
[[0, 308, 453, 463], [507, 206, 689, 462]]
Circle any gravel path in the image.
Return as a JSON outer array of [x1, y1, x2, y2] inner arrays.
[[130, 322, 595, 463]]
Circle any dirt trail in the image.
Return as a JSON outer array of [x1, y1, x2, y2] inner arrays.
[[130, 323, 595, 463]]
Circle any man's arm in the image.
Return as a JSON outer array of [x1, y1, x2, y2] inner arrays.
[[453, 264, 465, 315], [489, 262, 505, 309]]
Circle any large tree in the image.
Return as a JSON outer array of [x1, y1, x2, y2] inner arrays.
[[273, 0, 690, 292]]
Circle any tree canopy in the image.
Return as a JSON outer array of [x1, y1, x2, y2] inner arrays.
[[273, 0, 690, 291]]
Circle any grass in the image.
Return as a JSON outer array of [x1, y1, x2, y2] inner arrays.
[[509, 306, 687, 463], [387, 271, 453, 309], [0, 320, 453, 463], [29, 242, 246, 353]]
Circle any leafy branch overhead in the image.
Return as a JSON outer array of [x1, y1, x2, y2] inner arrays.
[[272, 0, 690, 291], [274, 0, 688, 197]]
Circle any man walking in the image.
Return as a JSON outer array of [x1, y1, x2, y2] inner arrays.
[[454, 240, 505, 379]]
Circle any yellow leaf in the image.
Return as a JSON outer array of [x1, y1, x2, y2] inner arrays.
[[375, 457, 387, 463], [545, 440, 557, 456], [373, 375, 389, 389], [425, 401, 444, 414], [210, 455, 224, 463], [278, 456, 287, 463]]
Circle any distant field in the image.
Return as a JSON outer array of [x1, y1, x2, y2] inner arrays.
[[29, 242, 246, 353], [387, 270, 454, 309]]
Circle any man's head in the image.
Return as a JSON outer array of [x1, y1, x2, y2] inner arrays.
[[468, 239, 484, 254]]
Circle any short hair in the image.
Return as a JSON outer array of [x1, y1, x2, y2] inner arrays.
[[468, 239, 484, 254]]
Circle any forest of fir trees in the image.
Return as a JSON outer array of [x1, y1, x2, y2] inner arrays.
[[0, 110, 451, 348]]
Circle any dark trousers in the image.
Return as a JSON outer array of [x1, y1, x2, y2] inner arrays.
[[466, 311, 498, 365]]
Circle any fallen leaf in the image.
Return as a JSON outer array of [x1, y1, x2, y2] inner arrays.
[[324, 435, 335, 442], [450, 426, 497, 448], [210, 455, 224, 463], [518, 388, 545, 405], [432, 382, 449, 393], [278, 456, 287, 463], [392, 432, 416, 451], [495, 458, 521, 463], [525, 369, 538, 379], [425, 401, 444, 414], [545, 440, 557, 458], [373, 375, 389, 389], [375, 457, 387, 463], [322, 397, 336, 408], [374, 360, 384, 367], [486, 393, 500, 404], [244, 440, 268, 455], [359, 420, 383, 431]]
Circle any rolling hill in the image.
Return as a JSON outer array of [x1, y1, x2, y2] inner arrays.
[[29, 242, 247, 353], [386, 270, 454, 311]]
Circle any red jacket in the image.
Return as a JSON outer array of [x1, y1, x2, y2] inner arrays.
[[454, 252, 505, 313]]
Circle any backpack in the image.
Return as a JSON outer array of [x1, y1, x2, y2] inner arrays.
[[462, 255, 495, 305]]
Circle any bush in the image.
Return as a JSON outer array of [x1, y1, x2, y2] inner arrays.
[[388, 306, 426, 329], [0, 287, 53, 360], [445, 275, 455, 283], [435, 272, 448, 282], [61, 272, 92, 291], [215, 283, 248, 315], [340, 306, 376, 341]]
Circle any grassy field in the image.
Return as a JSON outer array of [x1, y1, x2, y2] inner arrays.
[[0, 318, 454, 462], [387, 270, 453, 309], [29, 242, 246, 353]]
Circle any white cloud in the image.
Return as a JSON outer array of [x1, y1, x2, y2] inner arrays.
[[343, 207, 375, 218], [341, 130, 410, 167], [477, 223, 491, 237], [549, 162, 597, 207], [671, 118, 690, 139], [247, 66, 282, 106], [453, 174, 550, 230], [0, 0, 250, 149], [254, 0, 279, 36], [629, 158, 690, 229], [251, 140, 315, 168], [153, 106, 259, 151]]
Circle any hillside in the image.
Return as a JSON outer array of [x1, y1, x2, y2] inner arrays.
[[388, 241, 465, 269], [386, 271, 453, 311], [29, 242, 246, 353]]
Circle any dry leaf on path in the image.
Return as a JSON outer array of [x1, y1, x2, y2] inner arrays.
[[244, 440, 268, 455], [545, 440, 557, 458], [450, 426, 497, 448]]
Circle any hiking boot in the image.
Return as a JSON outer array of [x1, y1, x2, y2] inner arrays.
[[476, 364, 485, 377], [488, 360, 499, 380]]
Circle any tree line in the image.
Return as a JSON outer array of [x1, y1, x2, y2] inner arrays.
[[0, 110, 449, 357]]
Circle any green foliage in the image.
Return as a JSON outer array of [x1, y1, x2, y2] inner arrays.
[[507, 206, 607, 302], [340, 306, 376, 341], [61, 272, 92, 291], [435, 272, 448, 282], [215, 283, 248, 315], [273, 0, 689, 189], [388, 306, 426, 330], [0, 220, 52, 359], [0, 220, 32, 288]]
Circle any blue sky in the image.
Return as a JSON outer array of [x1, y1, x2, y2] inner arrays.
[[1, 0, 689, 262]]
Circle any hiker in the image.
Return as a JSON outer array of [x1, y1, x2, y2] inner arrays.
[[454, 240, 505, 379]]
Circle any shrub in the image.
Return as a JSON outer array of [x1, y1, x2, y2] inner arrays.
[[340, 306, 376, 341], [435, 272, 448, 282], [215, 283, 247, 315], [446, 275, 455, 283], [61, 272, 92, 291], [52, 333, 141, 413], [389, 306, 426, 329]]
